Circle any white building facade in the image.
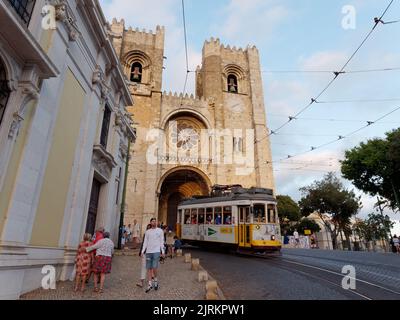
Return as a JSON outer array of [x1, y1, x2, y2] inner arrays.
[[0, 0, 135, 299]]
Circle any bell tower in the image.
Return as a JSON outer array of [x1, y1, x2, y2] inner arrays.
[[109, 19, 166, 225], [196, 38, 275, 190]]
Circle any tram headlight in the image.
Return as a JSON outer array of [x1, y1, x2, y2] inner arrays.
[[271, 235, 276, 241]]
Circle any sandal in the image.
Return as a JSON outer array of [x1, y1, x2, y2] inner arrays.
[[99, 288, 104, 294], [136, 283, 143, 288], [93, 288, 99, 293]]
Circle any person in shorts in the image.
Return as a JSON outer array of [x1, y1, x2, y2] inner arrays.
[[141, 218, 165, 293]]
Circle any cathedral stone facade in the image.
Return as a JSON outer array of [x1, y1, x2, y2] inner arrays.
[[109, 19, 275, 233]]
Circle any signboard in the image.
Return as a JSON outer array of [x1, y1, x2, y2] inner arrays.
[[304, 229, 311, 235]]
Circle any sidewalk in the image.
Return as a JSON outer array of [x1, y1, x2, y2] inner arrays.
[[20, 250, 205, 300]]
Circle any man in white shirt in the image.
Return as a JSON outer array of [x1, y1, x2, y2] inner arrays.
[[141, 218, 165, 293]]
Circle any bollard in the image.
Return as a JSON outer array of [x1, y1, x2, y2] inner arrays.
[[205, 280, 219, 300], [198, 271, 209, 282], [184, 253, 192, 263], [206, 292, 219, 300], [206, 280, 218, 292], [191, 258, 200, 271], [176, 249, 183, 257]]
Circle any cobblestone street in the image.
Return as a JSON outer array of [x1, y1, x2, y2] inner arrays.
[[21, 251, 205, 300]]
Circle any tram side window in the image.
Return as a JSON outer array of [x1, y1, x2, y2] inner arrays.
[[223, 206, 232, 225], [178, 209, 182, 224], [198, 208, 205, 224], [191, 209, 198, 224], [215, 207, 222, 225], [254, 204, 266, 223], [184, 209, 191, 224], [267, 204, 276, 223], [206, 208, 213, 224]]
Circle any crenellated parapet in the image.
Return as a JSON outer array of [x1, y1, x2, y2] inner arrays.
[[162, 91, 210, 108], [109, 18, 165, 50], [202, 37, 259, 59]]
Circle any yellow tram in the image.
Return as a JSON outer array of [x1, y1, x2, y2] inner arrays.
[[176, 185, 282, 254]]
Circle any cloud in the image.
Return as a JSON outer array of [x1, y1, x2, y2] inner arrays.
[[216, 0, 290, 45]]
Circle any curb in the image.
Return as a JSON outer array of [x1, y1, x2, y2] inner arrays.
[[183, 253, 226, 300]]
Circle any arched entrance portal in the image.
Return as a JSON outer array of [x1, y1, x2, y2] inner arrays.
[[158, 169, 210, 230]]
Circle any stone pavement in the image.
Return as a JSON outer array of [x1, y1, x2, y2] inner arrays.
[[20, 250, 205, 300]]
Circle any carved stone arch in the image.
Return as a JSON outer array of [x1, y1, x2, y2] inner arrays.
[[123, 50, 152, 84], [222, 64, 247, 94], [160, 109, 211, 130]]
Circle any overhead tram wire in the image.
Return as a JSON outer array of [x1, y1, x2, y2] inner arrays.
[[272, 104, 400, 163], [179, 0, 191, 108], [255, 0, 397, 144], [255, 104, 400, 170], [188, 66, 400, 75]]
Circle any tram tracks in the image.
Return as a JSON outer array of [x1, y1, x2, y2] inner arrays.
[[245, 252, 400, 300]]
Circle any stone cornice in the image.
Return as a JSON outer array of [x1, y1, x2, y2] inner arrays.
[[50, 0, 81, 41]]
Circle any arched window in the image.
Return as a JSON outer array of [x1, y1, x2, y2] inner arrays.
[[0, 59, 10, 127], [227, 74, 238, 93], [130, 62, 143, 83]]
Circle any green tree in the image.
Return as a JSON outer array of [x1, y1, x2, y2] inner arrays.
[[277, 195, 301, 233], [341, 128, 400, 212], [299, 172, 362, 249], [290, 218, 321, 235], [353, 214, 394, 251], [277, 195, 301, 221]]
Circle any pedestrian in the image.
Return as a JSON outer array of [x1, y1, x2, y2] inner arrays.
[[87, 227, 104, 283], [136, 224, 152, 288], [166, 228, 175, 258], [141, 218, 165, 293], [173, 236, 182, 255], [127, 224, 132, 242], [132, 219, 141, 248], [393, 235, 399, 253], [86, 231, 114, 294], [293, 229, 300, 248], [74, 233, 94, 293], [283, 232, 289, 246]]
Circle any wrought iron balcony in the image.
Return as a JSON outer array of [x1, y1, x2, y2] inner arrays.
[[7, 0, 36, 26]]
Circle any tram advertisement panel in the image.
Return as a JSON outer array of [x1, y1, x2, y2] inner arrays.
[[251, 224, 280, 241], [182, 224, 236, 244]]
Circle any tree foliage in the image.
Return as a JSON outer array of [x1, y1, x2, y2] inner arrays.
[[277, 195, 301, 222], [353, 213, 394, 243], [299, 172, 362, 249], [289, 219, 321, 235], [341, 128, 400, 212]]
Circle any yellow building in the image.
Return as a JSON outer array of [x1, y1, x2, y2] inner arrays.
[[0, 0, 135, 299], [108, 20, 275, 233]]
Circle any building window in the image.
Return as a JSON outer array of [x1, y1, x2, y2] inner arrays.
[[233, 137, 243, 153], [130, 62, 142, 83], [0, 59, 10, 127], [7, 0, 36, 26], [227, 74, 238, 93], [100, 104, 112, 149]]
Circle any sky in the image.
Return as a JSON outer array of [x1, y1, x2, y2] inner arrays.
[[100, 0, 400, 233]]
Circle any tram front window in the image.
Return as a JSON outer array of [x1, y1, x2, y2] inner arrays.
[[267, 204, 276, 223], [254, 204, 266, 223]]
